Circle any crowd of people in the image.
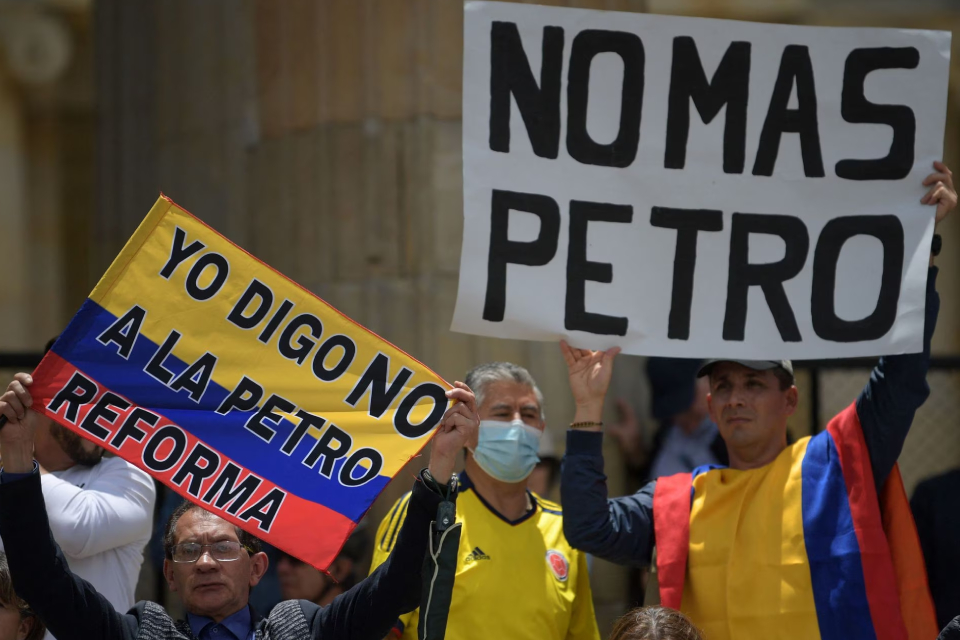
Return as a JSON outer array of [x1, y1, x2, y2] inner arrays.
[[0, 163, 956, 639]]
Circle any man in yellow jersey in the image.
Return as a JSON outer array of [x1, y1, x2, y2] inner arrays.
[[371, 362, 600, 640], [559, 165, 955, 640]]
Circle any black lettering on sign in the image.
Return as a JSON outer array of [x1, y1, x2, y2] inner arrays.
[[483, 190, 560, 322], [47, 372, 99, 424], [340, 448, 384, 487], [238, 488, 287, 533], [567, 30, 644, 168], [753, 45, 824, 178], [665, 37, 750, 174], [723, 213, 809, 342], [145, 330, 182, 385], [202, 462, 262, 514], [489, 22, 564, 158], [303, 424, 352, 478], [142, 425, 188, 473], [169, 353, 218, 403], [160, 227, 205, 279], [216, 376, 264, 415], [345, 353, 413, 418], [245, 394, 296, 444], [566, 200, 633, 336], [110, 408, 158, 449], [172, 442, 222, 498], [282, 410, 326, 456], [259, 300, 295, 344], [79, 391, 130, 441], [227, 279, 274, 330], [394, 383, 448, 439], [185, 253, 230, 301], [835, 48, 919, 181], [811, 215, 903, 341], [650, 207, 724, 340], [278, 313, 323, 365], [311, 335, 357, 383], [97, 305, 147, 359]]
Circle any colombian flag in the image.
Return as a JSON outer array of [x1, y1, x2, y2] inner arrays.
[[654, 404, 937, 640], [29, 195, 451, 571]]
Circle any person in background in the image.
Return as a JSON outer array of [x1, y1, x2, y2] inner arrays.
[[0, 552, 45, 640], [527, 427, 561, 500], [607, 607, 703, 640], [0, 357, 155, 630], [371, 362, 599, 640], [276, 525, 371, 607], [911, 467, 960, 628], [607, 358, 725, 485]]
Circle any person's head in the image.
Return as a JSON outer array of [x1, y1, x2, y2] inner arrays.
[[608, 606, 703, 640], [699, 359, 797, 469], [646, 358, 709, 434], [0, 552, 45, 640], [162, 502, 268, 622], [463, 362, 546, 484], [33, 335, 104, 469], [276, 525, 370, 606]]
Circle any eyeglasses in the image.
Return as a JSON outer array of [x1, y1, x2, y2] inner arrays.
[[169, 541, 254, 563]]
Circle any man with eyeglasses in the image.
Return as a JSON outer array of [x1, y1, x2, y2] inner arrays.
[[0, 378, 480, 640]]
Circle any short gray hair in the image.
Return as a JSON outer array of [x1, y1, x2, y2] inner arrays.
[[464, 362, 545, 421]]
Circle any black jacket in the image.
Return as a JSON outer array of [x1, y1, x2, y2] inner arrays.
[[0, 470, 450, 640]]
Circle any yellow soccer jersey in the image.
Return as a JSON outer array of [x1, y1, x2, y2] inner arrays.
[[370, 472, 600, 640]]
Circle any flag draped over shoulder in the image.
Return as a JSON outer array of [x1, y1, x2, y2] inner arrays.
[[30, 195, 451, 570]]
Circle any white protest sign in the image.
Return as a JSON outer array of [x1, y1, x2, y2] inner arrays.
[[452, 1, 951, 359]]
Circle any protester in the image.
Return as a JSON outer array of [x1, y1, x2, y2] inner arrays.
[[607, 607, 702, 640], [911, 467, 960, 628], [276, 525, 370, 607], [0, 358, 155, 627], [0, 376, 479, 640], [371, 362, 599, 640], [560, 162, 955, 639], [608, 358, 725, 483], [0, 552, 45, 640]]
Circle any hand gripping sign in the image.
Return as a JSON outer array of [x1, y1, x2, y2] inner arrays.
[[452, 1, 951, 359], [29, 196, 451, 571]]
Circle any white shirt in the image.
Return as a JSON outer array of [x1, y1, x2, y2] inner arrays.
[[0, 457, 156, 639]]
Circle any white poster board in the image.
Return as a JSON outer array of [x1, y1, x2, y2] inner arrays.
[[452, 1, 951, 359]]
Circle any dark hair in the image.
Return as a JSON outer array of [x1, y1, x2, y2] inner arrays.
[[608, 607, 703, 640], [162, 501, 262, 559], [0, 552, 46, 640], [772, 367, 795, 391]]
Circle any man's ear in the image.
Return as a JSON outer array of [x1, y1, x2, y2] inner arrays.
[[784, 385, 799, 416], [248, 551, 269, 588], [17, 616, 35, 640], [163, 558, 178, 593], [706, 392, 719, 423], [330, 557, 354, 583]]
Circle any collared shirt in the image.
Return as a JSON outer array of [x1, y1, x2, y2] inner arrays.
[[187, 606, 255, 640]]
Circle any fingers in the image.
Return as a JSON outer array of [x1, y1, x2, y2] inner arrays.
[[933, 160, 952, 180], [922, 172, 951, 188], [921, 183, 944, 205], [13, 373, 33, 387], [560, 340, 577, 367], [445, 382, 477, 415], [9, 380, 33, 411]]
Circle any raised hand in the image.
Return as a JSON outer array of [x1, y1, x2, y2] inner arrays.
[[428, 382, 479, 480], [0, 373, 40, 472], [922, 161, 957, 227], [560, 340, 621, 428]]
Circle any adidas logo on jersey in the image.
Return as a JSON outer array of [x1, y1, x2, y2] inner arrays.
[[465, 546, 491, 562]]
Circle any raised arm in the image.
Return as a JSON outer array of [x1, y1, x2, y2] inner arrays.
[[559, 342, 656, 566], [856, 162, 954, 490], [306, 382, 478, 640], [0, 379, 135, 640]]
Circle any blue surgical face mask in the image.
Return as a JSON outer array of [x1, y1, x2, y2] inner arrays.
[[471, 419, 542, 484]]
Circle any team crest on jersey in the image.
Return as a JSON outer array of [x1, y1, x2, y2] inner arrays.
[[546, 550, 568, 582]]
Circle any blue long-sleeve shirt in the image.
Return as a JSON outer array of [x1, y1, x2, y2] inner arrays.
[[561, 267, 940, 567]]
